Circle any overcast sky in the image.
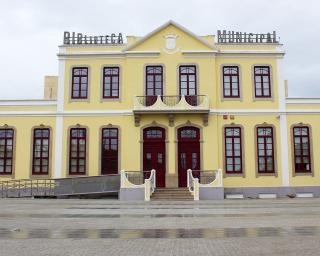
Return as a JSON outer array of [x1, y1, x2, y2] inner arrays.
[[0, 0, 319, 99]]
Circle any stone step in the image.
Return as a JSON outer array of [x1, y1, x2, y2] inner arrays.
[[153, 191, 191, 194], [151, 187, 193, 201], [152, 195, 192, 199]]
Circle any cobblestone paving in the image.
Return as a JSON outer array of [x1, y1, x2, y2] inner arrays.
[[0, 198, 320, 255]]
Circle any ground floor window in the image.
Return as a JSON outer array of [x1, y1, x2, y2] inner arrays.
[[257, 127, 275, 174], [32, 128, 50, 175], [293, 126, 311, 173], [69, 128, 86, 175], [0, 129, 14, 175], [101, 128, 118, 174], [224, 127, 242, 174]]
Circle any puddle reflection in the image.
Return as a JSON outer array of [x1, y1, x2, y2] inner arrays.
[[0, 226, 319, 239]]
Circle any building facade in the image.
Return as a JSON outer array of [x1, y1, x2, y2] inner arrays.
[[1, 21, 320, 197]]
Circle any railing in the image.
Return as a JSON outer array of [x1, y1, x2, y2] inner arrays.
[[0, 179, 55, 198], [144, 169, 156, 201], [120, 169, 156, 201], [134, 95, 209, 113], [187, 169, 199, 200], [187, 169, 223, 201]]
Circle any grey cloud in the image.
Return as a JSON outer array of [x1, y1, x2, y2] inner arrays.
[[0, 0, 319, 99]]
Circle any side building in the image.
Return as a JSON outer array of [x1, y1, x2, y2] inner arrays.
[[0, 21, 319, 197]]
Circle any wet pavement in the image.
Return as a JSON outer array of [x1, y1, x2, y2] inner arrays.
[[0, 198, 320, 255]]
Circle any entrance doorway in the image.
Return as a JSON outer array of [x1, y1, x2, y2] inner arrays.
[[143, 127, 166, 187], [178, 126, 200, 187]]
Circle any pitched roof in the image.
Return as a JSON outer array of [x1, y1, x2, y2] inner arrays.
[[124, 20, 216, 51]]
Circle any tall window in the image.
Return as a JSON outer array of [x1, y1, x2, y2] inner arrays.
[[179, 65, 196, 96], [103, 67, 119, 99], [257, 127, 275, 173], [146, 66, 163, 96], [71, 67, 88, 99], [101, 128, 118, 175], [69, 128, 86, 175], [0, 129, 14, 175], [254, 66, 271, 98], [293, 126, 311, 173], [223, 66, 240, 98], [224, 127, 242, 174], [145, 66, 163, 106], [179, 65, 197, 106], [32, 128, 50, 175]]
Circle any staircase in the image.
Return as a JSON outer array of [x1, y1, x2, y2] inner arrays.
[[151, 188, 194, 201]]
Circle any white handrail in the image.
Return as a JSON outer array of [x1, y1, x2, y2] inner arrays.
[[120, 169, 156, 201], [144, 169, 156, 201], [187, 169, 199, 200]]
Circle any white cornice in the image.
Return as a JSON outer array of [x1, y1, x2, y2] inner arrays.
[[1, 108, 320, 117], [286, 98, 320, 104], [0, 100, 57, 106], [217, 50, 285, 55]]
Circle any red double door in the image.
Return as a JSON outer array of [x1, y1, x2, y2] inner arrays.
[[178, 127, 200, 187], [143, 127, 166, 187], [142, 126, 200, 188]]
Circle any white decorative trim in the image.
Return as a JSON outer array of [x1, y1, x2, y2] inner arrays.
[[57, 50, 66, 112], [218, 50, 285, 55], [54, 116, 63, 178], [0, 100, 56, 106], [2, 108, 320, 117], [277, 57, 290, 187], [286, 98, 320, 104]]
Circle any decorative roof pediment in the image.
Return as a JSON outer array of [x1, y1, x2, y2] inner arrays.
[[124, 20, 217, 53]]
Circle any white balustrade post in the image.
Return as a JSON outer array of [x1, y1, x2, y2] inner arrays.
[[193, 178, 199, 201]]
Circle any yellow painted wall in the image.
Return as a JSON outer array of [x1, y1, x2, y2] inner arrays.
[[0, 21, 319, 190]]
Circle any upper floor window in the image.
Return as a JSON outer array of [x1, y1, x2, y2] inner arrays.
[[223, 66, 240, 98], [224, 127, 242, 174], [69, 128, 86, 175], [103, 67, 119, 99], [254, 66, 271, 98], [146, 66, 163, 96], [0, 129, 14, 175], [293, 126, 311, 173], [71, 67, 88, 99], [179, 65, 197, 96], [32, 128, 50, 175], [257, 127, 275, 174], [101, 128, 118, 175]]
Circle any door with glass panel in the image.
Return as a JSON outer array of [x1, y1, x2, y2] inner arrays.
[[177, 126, 200, 187], [145, 66, 163, 106], [143, 127, 166, 187], [179, 65, 197, 106], [101, 128, 118, 175]]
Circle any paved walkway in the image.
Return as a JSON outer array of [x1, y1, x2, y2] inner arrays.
[[0, 198, 320, 255]]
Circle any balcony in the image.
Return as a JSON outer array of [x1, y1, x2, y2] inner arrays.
[[133, 95, 209, 126]]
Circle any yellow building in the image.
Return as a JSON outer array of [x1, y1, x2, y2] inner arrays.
[[0, 21, 319, 199]]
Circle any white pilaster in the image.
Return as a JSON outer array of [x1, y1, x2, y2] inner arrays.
[[277, 51, 289, 187], [54, 47, 66, 178]]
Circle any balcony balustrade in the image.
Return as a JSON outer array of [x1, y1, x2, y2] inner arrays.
[[133, 95, 209, 127], [133, 95, 209, 114]]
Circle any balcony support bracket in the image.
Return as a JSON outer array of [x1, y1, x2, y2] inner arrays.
[[168, 114, 175, 127], [202, 113, 209, 126], [134, 114, 140, 127]]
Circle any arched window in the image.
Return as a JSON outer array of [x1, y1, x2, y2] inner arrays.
[[143, 127, 165, 140], [32, 128, 50, 175], [178, 126, 200, 140], [69, 128, 87, 175]]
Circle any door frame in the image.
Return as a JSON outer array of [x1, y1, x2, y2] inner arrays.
[[175, 123, 203, 185], [140, 123, 168, 185], [99, 125, 121, 175]]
